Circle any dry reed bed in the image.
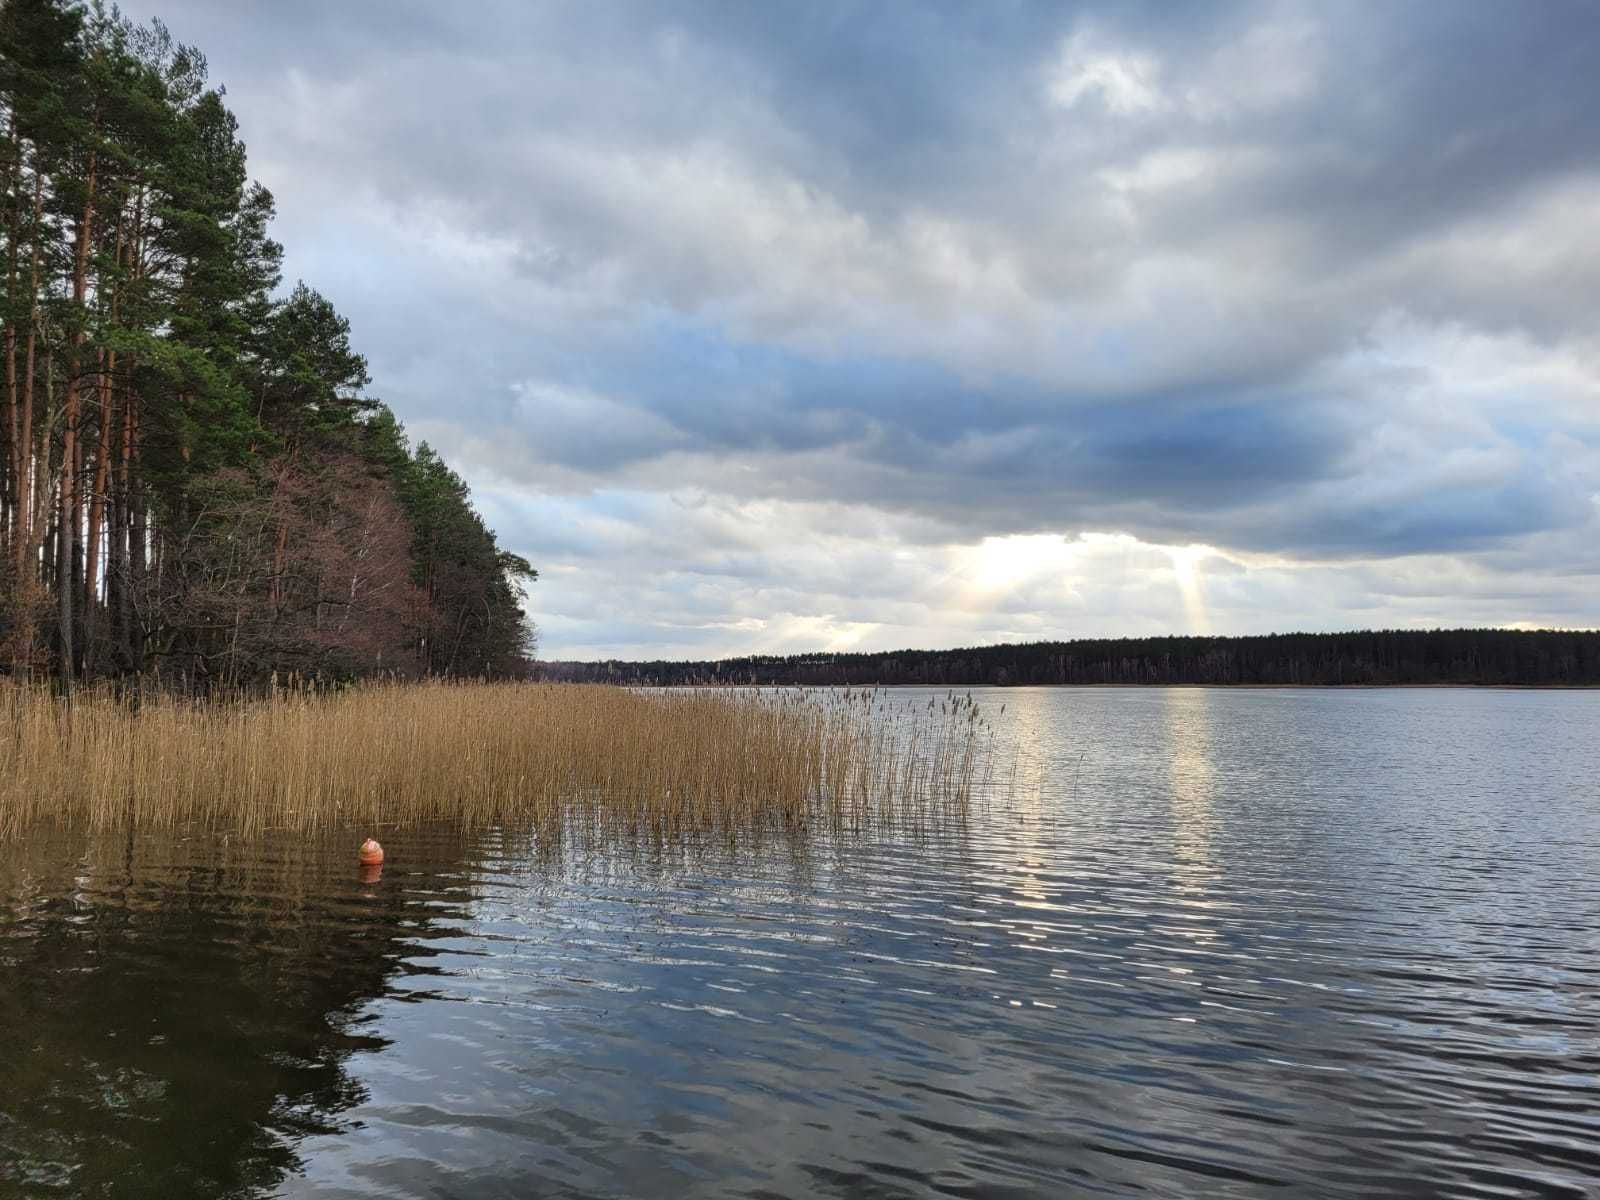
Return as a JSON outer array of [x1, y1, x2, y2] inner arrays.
[[0, 682, 989, 841]]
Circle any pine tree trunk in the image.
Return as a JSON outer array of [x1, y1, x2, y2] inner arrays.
[[113, 191, 145, 672], [59, 132, 98, 682], [4, 324, 15, 554], [83, 213, 123, 676], [83, 353, 111, 665], [15, 165, 42, 579], [106, 399, 125, 669], [128, 399, 145, 671], [3, 121, 19, 560]]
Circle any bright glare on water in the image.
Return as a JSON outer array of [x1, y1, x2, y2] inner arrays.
[[2, 687, 1597, 1198]]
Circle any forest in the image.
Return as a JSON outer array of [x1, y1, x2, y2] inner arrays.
[[0, 0, 534, 687], [541, 629, 1600, 688]]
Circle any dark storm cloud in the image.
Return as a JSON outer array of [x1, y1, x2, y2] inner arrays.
[[123, 0, 1600, 650]]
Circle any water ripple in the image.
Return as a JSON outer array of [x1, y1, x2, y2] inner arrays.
[[2, 687, 1598, 1197]]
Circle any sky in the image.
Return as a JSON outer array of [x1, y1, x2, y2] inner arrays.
[[127, 1, 1600, 659]]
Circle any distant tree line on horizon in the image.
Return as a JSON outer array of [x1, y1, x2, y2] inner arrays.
[[0, 0, 534, 687], [539, 629, 1600, 688]]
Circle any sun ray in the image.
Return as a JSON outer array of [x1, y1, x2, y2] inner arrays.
[[1169, 544, 1211, 634]]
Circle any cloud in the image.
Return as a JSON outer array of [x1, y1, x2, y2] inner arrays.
[[123, 0, 1600, 654], [1047, 28, 1169, 117]]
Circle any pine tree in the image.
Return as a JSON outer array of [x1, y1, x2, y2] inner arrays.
[[0, 0, 535, 686]]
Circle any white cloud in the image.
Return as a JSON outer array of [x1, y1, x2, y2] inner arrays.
[[1047, 29, 1167, 116]]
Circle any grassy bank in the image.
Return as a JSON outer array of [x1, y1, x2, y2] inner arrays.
[[0, 682, 989, 841]]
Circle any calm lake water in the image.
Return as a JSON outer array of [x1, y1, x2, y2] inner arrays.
[[3, 687, 1598, 1198]]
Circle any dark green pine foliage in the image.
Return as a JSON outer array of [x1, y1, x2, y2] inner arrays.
[[400, 441, 538, 677], [0, 0, 535, 685], [548, 629, 1600, 688]]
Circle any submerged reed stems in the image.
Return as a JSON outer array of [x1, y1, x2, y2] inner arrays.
[[0, 681, 991, 842]]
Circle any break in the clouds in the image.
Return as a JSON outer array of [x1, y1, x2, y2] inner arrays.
[[130, 1, 1600, 656]]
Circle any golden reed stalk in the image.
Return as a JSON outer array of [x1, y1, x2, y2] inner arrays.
[[0, 682, 990, 841]]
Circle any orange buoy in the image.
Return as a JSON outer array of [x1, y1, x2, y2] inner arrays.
[[359, 837, 384, 866]]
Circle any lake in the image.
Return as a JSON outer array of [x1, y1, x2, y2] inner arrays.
[[2, 687, 1597, 1198]]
